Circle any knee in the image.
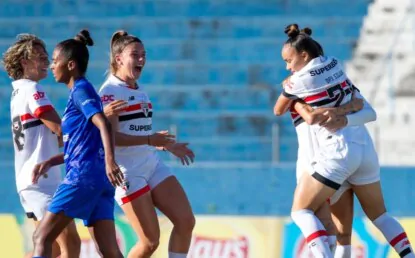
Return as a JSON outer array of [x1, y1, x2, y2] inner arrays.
[[33, 228, 51, 247], [140, 238, 160, 255], [336, 232, 352, 245], [173, 213, 196, 234], [320, 218, 336, 236]]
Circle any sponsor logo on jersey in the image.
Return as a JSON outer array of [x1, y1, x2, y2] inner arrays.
[[128, 96, 135, 101], [101, 95, 114, 103], [81, 99, 96, 106], [309, 59, 338, 77], [129, 124, 152, 131], [33, 91, 45, 100]]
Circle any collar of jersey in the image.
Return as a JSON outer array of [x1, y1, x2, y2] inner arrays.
[[108, 74, 138, 89], [12, 79, 37, 89]]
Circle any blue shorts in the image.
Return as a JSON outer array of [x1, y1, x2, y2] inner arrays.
[[48, 182, 115, 226]]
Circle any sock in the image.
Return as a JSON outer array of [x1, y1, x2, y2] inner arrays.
[[328, 235, 337, 253], [373, 213, 415, 257], [291, 209, 333, 257], [334, 245, 352, 258], [169, 252, 187, 258]]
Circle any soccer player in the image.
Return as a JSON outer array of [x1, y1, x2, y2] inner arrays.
[[31, 30, 123, 258], [3, 34, 80, 258], [98, 30, 195, 258], [274, 24, 415, 257]]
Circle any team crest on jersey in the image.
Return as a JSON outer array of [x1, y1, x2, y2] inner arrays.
[[141, 103, 150, 117]]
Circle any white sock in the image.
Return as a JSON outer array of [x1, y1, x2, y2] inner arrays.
[[291, 209, 333, 257], [334, 245, 351, 258], [373, 213, 415, 257], [328, 235, 337, 253], [169, 252, 187, 258]]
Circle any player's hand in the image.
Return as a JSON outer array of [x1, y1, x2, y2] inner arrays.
[[350, 93, 364, 113], [103, 100, 128, 118], [149, 130, 176, 147], [321, 115, 348, 132], [165, 142, 195, 166], [32, 161, 51, 184], [105, 159, 124, 187]]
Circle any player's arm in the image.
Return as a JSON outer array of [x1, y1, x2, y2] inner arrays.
[[343, 90, 377, 126], [38, 109, 62, 137], [274, 77, 300, 116], [27, 84, 62, 137], [294, 96, 363, 125], [32, 153, 64, 184], [74, 85, 123, 187], [273, 94, 293, 116]]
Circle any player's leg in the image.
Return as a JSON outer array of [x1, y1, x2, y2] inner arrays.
[[33, 220, 61, 258], [350, 142, 415, 257], [32, 189, 81, 258], [55, 220, 81, 258], [315, 202, 337, 253], [150, 171, 195, 258], [292, 172, 337, 257], [121, 190, 160, 258], [291, 141, 363, 257], [20, 190, 65, 258], [330, 188, 354, 258], [85, 187, 122, 258], [32, 211, 73, 257]]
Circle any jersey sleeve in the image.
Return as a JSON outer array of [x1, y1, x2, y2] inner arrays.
[[281, 75, 304, 100], [346, 90, 377, 126], [26, 83, 55, 118], [73, 84, 103, 121]]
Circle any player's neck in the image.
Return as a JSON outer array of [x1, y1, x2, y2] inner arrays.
[[22, 74, 39, 83], [114, 72, 136, 88], [67, 75, 83, 89]]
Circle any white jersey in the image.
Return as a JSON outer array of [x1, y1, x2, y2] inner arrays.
[[283, 56, 367, 145], [99, 74, 157, 160], [290, 107, 317, 166], [11, 79, 61, 193]]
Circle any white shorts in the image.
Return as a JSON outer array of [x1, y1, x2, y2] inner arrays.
[[115, 156, 172, 206], [19, 187, 56, 221], [311, 136, 380, 190], [296, 160, 352, 206]]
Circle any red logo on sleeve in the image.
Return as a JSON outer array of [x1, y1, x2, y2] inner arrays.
[[33, 91, 45, 100], [101, 95, 114, 103]]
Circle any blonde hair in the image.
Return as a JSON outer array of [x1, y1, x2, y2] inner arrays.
[[2, 34, 46, 80], [110, 30, 142, 74]]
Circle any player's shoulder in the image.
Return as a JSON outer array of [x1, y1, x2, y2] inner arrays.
[[283, 73, 302, 92], [14, 79, 43, 92]]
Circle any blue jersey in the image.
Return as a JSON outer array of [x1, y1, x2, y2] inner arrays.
[[61, 77, 109, 187]]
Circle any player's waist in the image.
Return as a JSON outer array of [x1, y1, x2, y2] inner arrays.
[[115, 145, 156, 156]]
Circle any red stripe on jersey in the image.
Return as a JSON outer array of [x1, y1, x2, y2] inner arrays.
[[20, 113, 35, 121], [121, 185, 151, 204], [124, 103, 153, 112], [306, 230, 327, 243], [390, 232, 408, 247], [304, 91, 328, 102], [34, 105, 54, 118]]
